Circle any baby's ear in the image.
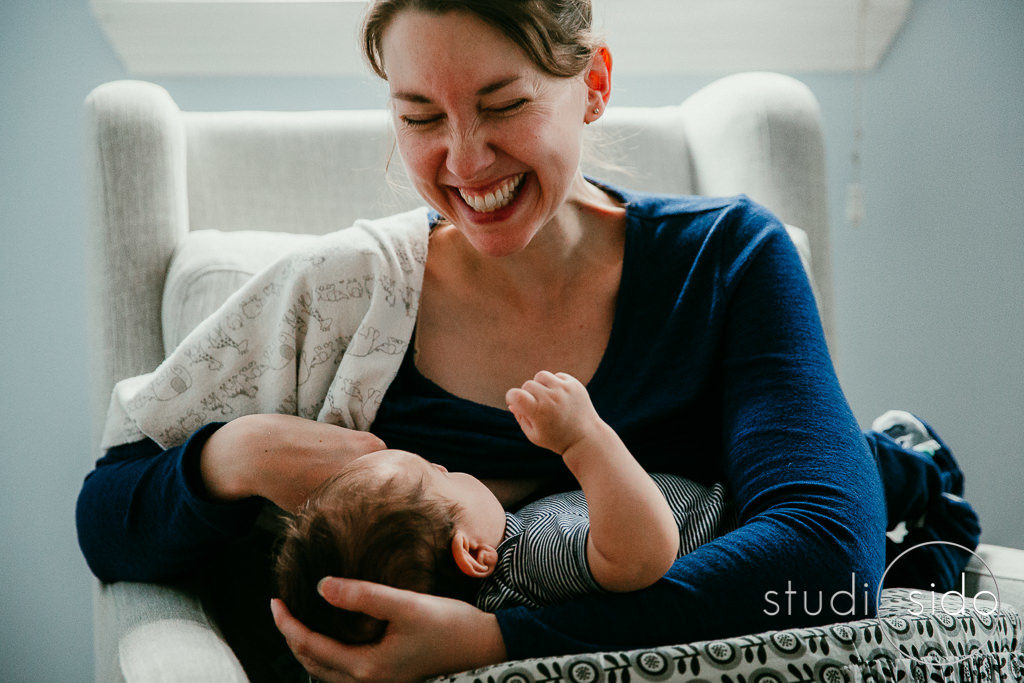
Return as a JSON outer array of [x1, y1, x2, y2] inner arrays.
[[451, 531, 497, 578]]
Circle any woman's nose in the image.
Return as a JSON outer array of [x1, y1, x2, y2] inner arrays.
[[445, 127, 496, 181]]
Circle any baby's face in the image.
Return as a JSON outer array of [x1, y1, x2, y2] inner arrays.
[[349, 449, 505, 539]]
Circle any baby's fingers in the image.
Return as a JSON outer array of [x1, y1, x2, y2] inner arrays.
[[533, 370, 564, 389], [554, 372, 581, 386], [505, 387, 538, 415], [506, 388, 538, 432]]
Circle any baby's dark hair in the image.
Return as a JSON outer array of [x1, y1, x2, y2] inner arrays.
[[274, 463, 478, 644]]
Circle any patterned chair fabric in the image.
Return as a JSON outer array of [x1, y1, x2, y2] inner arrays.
[[435, 589, 1023, 683]]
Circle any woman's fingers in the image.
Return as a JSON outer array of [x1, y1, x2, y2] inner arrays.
[[271, 598, 357, 679], [317, 577, 420, 622]]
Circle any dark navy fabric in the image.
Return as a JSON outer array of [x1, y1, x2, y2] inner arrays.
[[74, 183, 977, 662], [374, 188, 752, 488], [478, 186, 890, 655], [76, 421, 262, 582], [866, 426, 981, 594]]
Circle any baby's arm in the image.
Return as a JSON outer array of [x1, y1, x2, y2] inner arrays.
[[506, 371, 679, 592]]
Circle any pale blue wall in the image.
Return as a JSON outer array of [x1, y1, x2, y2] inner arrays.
[[1, 1, 1021, 680]]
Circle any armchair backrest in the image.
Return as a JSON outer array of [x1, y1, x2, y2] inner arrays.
[[84, 74, 832, 444], [183, 110, 417, 234], [181, 105, 705, 234]]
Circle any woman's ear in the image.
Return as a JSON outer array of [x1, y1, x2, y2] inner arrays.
[[451, 531, 498, 578], [584, 46, 613, 122]]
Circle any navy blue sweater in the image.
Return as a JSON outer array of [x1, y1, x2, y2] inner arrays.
[[77, 187, 888, 659]]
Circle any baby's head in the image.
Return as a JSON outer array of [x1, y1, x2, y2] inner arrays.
[[274, 449, 505, 643]]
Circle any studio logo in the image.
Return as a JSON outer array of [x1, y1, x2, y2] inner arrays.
[[875, 541, 1000, 665]]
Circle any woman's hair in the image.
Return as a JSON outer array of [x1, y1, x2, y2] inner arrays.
[[273, 465, 478, 644], [362, 0, 600, 80]]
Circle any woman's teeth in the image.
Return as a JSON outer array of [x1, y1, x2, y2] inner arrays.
[[458, 174, 525, 213]]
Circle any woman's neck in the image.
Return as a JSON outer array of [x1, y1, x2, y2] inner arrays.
[[437, 174, 626, 309]]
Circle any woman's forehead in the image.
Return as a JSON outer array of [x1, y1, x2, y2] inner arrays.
[[380, 9, 539, 93]]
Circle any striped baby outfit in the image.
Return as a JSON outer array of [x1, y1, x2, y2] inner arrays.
[[476, 473, 737, 611]]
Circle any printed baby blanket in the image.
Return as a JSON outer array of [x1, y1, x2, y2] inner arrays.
[[101, 208, 430, 450]]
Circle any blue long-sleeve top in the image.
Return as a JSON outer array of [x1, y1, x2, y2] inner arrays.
[[77, 186, 887, 660]]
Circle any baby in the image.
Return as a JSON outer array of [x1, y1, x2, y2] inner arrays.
[[274, 371, 735, 644]]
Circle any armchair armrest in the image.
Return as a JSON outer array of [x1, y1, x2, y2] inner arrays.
[[94, 580, 247, 682], [964, 542, 1024, 615], [84, 80, 189, 437]]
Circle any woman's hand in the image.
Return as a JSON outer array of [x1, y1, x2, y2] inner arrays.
[[199, 414, 386, 511], [271, 578, 506, 682]]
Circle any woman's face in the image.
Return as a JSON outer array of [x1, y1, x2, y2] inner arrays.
[[381, 10, 599, 257]]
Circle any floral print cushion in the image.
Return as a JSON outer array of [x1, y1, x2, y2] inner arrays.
[[436, 588, 1023, 683]]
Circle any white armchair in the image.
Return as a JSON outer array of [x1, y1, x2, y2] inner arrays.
[[83, 74, 1024, 682]]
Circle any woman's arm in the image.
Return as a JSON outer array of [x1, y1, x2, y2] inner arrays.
[[76, 414, 386, 583], [76, 422, 260, 583], [494, 205, 886, 657], [197, 413, 387, 511]]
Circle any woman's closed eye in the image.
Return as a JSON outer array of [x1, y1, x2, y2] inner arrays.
[[484, 99, 528, 116], [399, 99, 527, 128], [401, 114, 444, 128]]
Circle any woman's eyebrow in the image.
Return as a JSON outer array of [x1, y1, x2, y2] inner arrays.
[[476, 76, 520, 96], [391, 76, 521, 103]]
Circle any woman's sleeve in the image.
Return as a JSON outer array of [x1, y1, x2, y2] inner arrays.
[[494, 203, 887, 658], [76, 422, 263, 583]]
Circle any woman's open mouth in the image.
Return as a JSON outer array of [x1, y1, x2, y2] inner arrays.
[[456, 173, 526, 214]]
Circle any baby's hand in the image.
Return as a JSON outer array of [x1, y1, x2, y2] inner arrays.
[[505, 371, 604, 455]]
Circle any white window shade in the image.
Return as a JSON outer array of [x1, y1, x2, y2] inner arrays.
[[90, 0, 911, 77]]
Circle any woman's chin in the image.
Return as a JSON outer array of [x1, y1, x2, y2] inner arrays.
[[446, 187, 544, 257]]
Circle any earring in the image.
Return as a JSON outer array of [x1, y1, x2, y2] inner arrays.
[[593, 108, 600, 114]]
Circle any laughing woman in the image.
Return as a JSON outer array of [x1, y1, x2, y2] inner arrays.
[[76, 1, 960, 681]]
